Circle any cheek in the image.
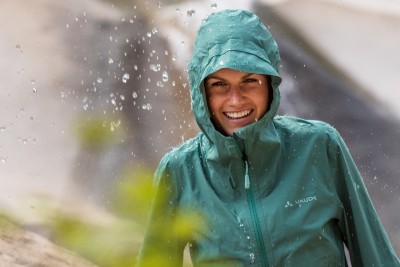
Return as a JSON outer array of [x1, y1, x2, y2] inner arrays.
[[207, 96, 219, 113]]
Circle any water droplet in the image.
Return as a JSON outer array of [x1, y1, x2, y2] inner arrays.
[[249, 253, 255, 264], [157, 81, 164, 87], [162, 71, 169, 82], [132, 91, 138, 98], [1, 158, 6, 164], [96, 77, 103, 83], [32, 88, 37, 93], [150, 64, 161, 72], [122, 73, 130, 83], [211, 3, 217, 9], [152, 28, 158, 34], [187, 9, 196, 17], [108, 58, 114, 64], [146, 32, 152, 38], [157, 2, 161, 8], [0, 126, 5, 132], [142, 103, 152, 110], [120, 95, 125, 100], [134, 65, 138, 70]]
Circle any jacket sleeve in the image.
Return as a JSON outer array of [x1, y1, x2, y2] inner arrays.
[[328, 127, 400, 266], [136, 154, 186, 267]]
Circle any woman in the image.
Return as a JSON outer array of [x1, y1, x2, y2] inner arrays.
[[137, 9, 399, 266]]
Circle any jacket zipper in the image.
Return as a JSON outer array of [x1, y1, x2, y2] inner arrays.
[[243, 155, 269, 267]]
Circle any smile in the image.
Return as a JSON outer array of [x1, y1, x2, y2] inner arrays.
[[224, 109, 252, 119]]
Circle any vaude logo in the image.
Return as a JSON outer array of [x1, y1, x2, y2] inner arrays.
[[285, 195, 317, 208]]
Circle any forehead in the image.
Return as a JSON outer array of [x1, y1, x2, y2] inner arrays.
[[206, 68, 252, 80]]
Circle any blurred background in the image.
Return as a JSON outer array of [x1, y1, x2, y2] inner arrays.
[[0, 0, 399, 265]]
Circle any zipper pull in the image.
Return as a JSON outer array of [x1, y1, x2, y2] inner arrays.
[[244, 159, 250, 189]]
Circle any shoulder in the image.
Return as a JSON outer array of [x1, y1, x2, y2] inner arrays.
[[158, 134, 203, 171], [273, 115, 341, 141]]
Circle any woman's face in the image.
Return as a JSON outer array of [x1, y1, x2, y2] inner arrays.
[[205, 68, 270, 136]]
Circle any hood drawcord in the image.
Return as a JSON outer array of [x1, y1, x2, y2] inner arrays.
[[243, 154, 250, 189]]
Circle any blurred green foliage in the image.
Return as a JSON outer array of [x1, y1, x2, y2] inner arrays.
[[74, 116, 122, 149], [46, 164, 200, 266]]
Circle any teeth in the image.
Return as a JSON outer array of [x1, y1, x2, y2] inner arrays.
[[225, 110, 251, 119]]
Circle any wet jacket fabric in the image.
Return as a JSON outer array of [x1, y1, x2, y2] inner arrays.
[[137, 10, 400, 267]]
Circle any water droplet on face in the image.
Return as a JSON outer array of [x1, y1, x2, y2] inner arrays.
[[211, 3, 217, 9], [122, 73, 130, 83]]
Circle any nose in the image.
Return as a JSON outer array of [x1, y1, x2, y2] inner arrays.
[[228, 85, 244, 105]]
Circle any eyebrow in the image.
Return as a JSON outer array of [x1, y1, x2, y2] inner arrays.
[[205, 72, 255, 82]]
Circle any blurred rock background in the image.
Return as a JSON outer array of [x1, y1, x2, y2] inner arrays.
[[0, 0, 399, 264]]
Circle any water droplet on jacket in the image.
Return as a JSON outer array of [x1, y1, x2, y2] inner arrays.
[[122, 73, 130, 83], [96, 77, 103, 83], [132, 91, 138, 98], [146, 32, 152, 37], [108, 58, 114, 64], [120, 95, 125, 100], [249, 253, 255, 264]]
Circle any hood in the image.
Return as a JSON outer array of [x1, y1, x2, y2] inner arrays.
[[188, 9, 282, 144]]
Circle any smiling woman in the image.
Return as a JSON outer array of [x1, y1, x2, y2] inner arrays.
[[136, 9, 400, 267], [204, 68, 270, 136]]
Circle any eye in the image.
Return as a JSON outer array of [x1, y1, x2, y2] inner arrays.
[[210, 81, 226, 87], [243, 78, 258, 83], [206, 80, 229, 92]]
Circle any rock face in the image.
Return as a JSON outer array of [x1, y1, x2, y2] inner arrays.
[[0, 218, 97, 267]]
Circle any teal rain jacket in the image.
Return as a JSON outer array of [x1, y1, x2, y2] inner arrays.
[[137, 9, 400, 267]]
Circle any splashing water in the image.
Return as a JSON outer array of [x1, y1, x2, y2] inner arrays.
[[187, 9, 196, 17], [122, 73, 130, 83], [162, 71, 169, 82], [150, 64, 161, 72]]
